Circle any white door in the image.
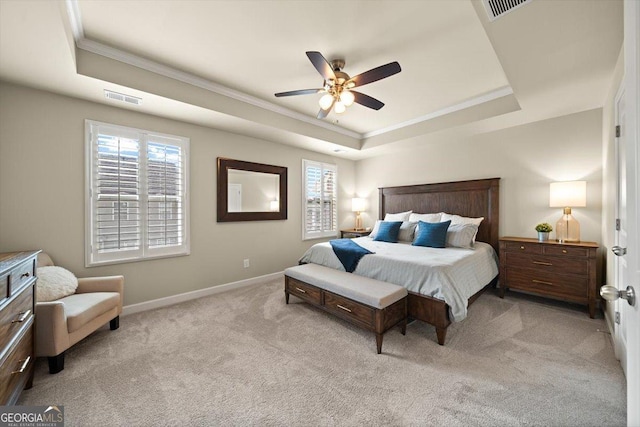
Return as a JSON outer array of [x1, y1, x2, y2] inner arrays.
[[614, 89, 629, 374], [622, 1, 639, 424]]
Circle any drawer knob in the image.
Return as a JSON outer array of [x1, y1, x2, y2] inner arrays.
[[12, 309, 31, 324], [562, 249, 568, 254], [12, 356, 31, 375], [21, 272, 31, 278], [337, 304, 352, 313], [295, 287, 306, 294], [520, 246, 525, 250]]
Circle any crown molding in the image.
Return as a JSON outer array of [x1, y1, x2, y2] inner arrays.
[[64, 0, 515, 145]]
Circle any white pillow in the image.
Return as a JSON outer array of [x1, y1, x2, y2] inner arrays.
[[409, 212, 442, 223], [369, 220, 382, 238], [398, 221, 418, 242], [441, 213, 484, 243], [384, 210, 412, 221], [441, 213, 484, 226], [36, 266, 78, 302], [446, 223, 478, 249]]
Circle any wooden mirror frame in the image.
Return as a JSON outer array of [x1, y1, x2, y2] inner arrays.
[[217, 157, 288, 222]]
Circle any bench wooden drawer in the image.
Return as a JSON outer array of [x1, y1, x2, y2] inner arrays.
[[324, 291, 375, 329], [285, 277, 322, 305]]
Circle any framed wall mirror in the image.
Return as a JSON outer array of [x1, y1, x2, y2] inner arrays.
[[217, 157, 288, 222]]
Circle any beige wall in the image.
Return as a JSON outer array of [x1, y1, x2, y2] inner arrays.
[[601, 48, 625, 330], [0, 82, 356, 306], [356, 109, 604, 244]]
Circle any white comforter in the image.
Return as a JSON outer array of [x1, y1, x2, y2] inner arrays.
[[299, 237, 499, 322]]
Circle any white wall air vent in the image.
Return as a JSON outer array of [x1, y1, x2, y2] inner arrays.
[[483, 0, 533, 21], [104, 89, 142, 105]]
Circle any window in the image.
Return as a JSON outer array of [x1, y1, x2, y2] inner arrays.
[[302, 159, 337, 240], [85, 120, 190, 266]]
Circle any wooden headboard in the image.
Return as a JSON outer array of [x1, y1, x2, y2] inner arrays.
[[378, 178, 500, 253]]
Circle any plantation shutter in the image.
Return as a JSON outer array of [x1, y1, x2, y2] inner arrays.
[[303, 160, 337, 239], [91, 126, 142, 262], [87, 121, 190, 266], [146, 137, 186, 253]]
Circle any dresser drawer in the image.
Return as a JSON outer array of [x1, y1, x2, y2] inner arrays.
[[542, 245, 589, 258], [324, 291, 375, 328], [286, 277, 322, 305], [505, 268, 588, 300], [505, 252, 588, 276], [8, 259, 35, 296], [0, 285, 33, 352], [0, 273, 8, 304], [0, 324, 33, 405], [504, 241, 542, 254]]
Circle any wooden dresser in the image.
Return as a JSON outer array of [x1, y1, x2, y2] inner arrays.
[[499, 237, 599, 317], [0, 250, 39, 405]]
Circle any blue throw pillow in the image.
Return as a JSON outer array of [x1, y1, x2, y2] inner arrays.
[[372, 221, 403, 243], [413, 220, 451, 248]]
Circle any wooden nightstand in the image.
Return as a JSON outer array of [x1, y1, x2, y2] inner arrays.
[[340, 229, 372, 238], [499, 237, 599, 318]]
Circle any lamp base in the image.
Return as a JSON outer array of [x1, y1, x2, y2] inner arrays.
[[555, 208, 580, 243]]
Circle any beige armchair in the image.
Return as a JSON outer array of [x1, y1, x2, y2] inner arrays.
[[36, 253, 124, 374]]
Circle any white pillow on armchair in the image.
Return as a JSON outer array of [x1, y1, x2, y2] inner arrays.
[[36, 266, 78, 302]]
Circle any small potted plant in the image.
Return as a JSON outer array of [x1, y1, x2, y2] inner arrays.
[[535, 223, 553, 241]]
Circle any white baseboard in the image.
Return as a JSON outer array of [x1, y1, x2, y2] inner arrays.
[[121, 271, 284, 316]]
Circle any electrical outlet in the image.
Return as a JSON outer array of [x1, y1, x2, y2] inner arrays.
[[243, 259, 250, 268]]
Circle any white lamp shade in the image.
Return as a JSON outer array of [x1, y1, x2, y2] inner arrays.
[[550, 181, 587, 207], [351, 197, 365, 212]]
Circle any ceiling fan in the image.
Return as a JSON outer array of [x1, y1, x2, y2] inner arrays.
[[275, 51, 401, 119]]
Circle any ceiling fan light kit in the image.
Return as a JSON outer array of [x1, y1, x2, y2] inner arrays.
[[275, 51, 401, 120]]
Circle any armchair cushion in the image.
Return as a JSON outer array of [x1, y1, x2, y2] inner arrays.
[[36, 266, 78, 302], [63, 292, 121, 333]]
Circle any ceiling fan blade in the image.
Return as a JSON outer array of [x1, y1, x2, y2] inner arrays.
[[275, 89, 323, 97], [347, 61, 401, 88], [306, 51, 336, 82], [317, 98, 335, 119], [351, 91, 385, 110]]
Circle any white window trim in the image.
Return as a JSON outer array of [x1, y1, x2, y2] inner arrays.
[[302, 159, 338, 240], [85, 120, 190, 267]]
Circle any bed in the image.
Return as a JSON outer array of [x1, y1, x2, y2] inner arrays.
[[300, 178, 500, 345]]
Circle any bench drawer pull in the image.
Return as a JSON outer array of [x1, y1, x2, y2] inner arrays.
[[337, 304, 352, 313], [12, 356, 30, 375], [12, 309, 31, 323], [295, 287, 306, 294]]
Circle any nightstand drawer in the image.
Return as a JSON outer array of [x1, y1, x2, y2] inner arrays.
[[505, 269, 587, 300], [505, 252, 588, 276], [286, 277, 322, 304], [542, 245, 589, 258], [504, 241, 542, 254], [8, 259, 35, 296], [324, 291, 375, 328]]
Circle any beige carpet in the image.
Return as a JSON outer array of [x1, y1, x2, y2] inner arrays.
[[19, 278, 626, 426]]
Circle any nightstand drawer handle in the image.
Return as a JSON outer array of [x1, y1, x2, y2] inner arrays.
[[12, 356, 30, 375], [295, 287, 306, 294], [532, 261, 553, 266], [520, 246, 525, 250], [337, 304, 352, 313], [11, 309, 31, 323], [532, 279, 554, 286], [21, 272, 31, 279], [562, 249, 568, 254]]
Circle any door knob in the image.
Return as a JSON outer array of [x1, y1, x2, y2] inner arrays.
[[612, 246, 627, 256], [600, 285, 636, 306]]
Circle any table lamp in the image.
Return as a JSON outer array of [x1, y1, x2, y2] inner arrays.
[[549, 181, 586, 243], [352, 198, 365, 231]]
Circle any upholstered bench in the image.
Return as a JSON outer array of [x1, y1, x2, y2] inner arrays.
[[284, 263, 408, 354]]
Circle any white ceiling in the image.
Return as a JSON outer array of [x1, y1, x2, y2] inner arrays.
[[0, 0, 623, 160]]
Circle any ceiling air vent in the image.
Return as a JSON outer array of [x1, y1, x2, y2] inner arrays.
[[483, 0, 533, 21], [104, 89, 142, 105]]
